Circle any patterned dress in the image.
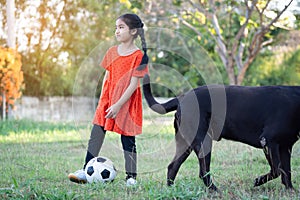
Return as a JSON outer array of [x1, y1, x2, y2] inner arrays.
[[93, 46, 148, 136]]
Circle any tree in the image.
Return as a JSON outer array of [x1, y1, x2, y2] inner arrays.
[[17, 0, 85, 96], [0, 0, 129, 96], [177, 0, 295, 85], [0, 47, 24, 119]]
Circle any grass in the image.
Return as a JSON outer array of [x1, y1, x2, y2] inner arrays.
[[0, 119, 300, 199]]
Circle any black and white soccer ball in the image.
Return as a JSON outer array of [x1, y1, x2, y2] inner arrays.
[[85, 156, 117, 183]]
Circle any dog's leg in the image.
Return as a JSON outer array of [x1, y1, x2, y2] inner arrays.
[[193, 138, 217, 191], [194, 144, 218, 191], [167, 146, 192, 186], [254, 137, 281, 186], [167, 122, 192, 186], [279, 146, 293, 189]]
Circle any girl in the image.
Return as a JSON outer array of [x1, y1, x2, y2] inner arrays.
[[68, 13, 148, 186]]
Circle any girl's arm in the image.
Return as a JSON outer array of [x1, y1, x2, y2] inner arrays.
[[100, 70, 109, 99], [105, 76, 139, 118]]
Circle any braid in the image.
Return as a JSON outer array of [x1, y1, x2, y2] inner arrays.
[[118, 13, 148, 70], [137, 27, 148, 71]]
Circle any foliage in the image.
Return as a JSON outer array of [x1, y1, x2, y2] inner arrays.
[[280, 48, 300, 85], [127, 0, 298, 87], [17, 0, 106, 96], [0, 0, 127, 97], [0, 0, 299, 98], [244, 48, 300, 86], [0, 46, 24, 108], [167, 0, 296, 85]]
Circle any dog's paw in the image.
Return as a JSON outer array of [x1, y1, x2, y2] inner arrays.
[[167, 179, 174, 186], [208, 184, 218, 192], [254, 177, 262, 187]]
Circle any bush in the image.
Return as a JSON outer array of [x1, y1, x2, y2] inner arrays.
[[243, 48, 300, 86]]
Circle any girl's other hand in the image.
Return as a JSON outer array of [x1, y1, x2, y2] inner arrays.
[[105, 104, 121, 119]]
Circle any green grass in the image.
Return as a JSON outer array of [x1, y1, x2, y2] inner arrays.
[[1, 119, 300, 199]]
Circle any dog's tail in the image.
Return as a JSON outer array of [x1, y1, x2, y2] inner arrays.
[[143, 74, 179, 114]]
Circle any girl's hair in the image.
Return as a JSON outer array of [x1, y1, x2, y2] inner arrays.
[[118, 13, 148, 70]]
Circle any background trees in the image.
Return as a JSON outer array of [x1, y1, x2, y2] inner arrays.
[[0, 0, 299, 98], [0, 0, 126, 97], [182, 0, 294, 85], [137, 0, 295, 85]]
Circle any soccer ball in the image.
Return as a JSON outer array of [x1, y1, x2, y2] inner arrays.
[[85, 156, 117, 183]]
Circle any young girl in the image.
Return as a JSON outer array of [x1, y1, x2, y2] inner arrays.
[[68, 13, 148, 186]]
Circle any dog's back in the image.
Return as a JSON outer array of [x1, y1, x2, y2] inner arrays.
[[182, 85, 300, 147]]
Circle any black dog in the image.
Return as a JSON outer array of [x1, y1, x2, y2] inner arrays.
[[143, 74, 300, 191]]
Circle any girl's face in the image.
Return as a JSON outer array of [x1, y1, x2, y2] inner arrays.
[[115, 18, 137, 43]]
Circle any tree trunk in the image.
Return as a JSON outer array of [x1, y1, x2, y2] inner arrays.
[[227, 67, 236, 85], [6, 0, 16, 48], [237, 62, 251, 85], [1, 92, 6, 120], [5, 0, 15, 120], [226, 52, 237, 85], [237, 69, 247, 86]]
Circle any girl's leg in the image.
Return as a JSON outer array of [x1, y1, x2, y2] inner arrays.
[[83, 124, 106, 169], [121, 135, 137, 179], [69, 124, 106, 183]]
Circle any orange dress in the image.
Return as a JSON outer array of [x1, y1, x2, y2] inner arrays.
[[93, 46, 148, 136]]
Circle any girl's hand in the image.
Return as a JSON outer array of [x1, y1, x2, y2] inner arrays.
[[105, 104, 122, 119], [105, 77, 138, 119]]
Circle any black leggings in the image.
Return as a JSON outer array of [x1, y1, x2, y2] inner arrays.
[[84, 124, 137, 179]]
